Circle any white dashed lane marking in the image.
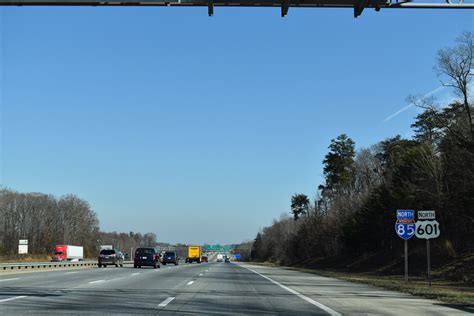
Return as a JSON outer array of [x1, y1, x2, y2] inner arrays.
[[158, 297, 175, 307], [0, 296, 27, 303], [243, 267, 341, 316], [89, 280, 105, 284], [0, 278, 20, 282]]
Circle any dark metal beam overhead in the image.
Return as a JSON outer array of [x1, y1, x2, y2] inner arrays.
[[0, 0, 472, 18]]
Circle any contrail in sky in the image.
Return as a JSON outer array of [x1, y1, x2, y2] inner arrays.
[[383, 86, 446, 122]]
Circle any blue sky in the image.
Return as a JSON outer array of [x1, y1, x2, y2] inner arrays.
[[0, 6, 472, 244]]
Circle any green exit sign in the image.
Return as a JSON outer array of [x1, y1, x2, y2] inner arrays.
[[205, 244, 221, 251]]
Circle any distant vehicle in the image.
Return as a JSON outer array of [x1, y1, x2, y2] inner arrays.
[[216, 253, 224, 262], [51, 245, 83, 262], [134, 247, 161, 269], [100, 245, 113, 251], [225, 256, 230, 263], [162, 251, 178, 265], [98, 249, 123, 268], [201, 255, 208, 263], [186, 246, 202, 263]]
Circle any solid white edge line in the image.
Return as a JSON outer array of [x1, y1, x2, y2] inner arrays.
[[131, 272, 140, 276], [0, 278, 20, 282], [243, 266, 341, 316], [158, 296, 175, 307], [88, 279, 105, 284], [0, 296, 27, 303]]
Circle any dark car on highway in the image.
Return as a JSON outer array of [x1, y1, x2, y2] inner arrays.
[[161, 251, 178, 265], [98, 249, 124, 268], [134, 247, 160, 269]]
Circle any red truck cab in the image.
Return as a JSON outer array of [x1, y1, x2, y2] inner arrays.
[[52, 245, 68, 262]]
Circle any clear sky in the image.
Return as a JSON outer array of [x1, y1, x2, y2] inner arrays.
[[0, 6, 472, 245]]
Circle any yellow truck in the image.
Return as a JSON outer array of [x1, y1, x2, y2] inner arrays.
[[185, 245, 202, 263]]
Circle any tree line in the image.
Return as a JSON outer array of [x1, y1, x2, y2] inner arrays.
[[0, 188, 157, 259], [249, 32, 474, 277], [97, 231, 158, 257]]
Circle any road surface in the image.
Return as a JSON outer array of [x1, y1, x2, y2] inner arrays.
[[0, 262, 471, 315]]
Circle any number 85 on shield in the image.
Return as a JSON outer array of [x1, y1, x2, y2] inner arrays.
[[395, 222, 416, 240]]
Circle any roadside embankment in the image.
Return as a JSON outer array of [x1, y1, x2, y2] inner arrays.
[[249, 252, 474, 305]]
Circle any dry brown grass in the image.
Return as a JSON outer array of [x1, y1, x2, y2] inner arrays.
[[0, 254, 52, 263]]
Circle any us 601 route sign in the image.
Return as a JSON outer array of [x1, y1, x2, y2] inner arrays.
[[415, 210, 440, 239], [415, 221, 440, 239]]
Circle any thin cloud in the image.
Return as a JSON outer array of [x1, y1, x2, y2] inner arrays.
[[383, 86, 446, 122]]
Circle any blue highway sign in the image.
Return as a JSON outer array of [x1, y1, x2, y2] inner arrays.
[[396, 210, 415, 220], [395, 220, 416, 240]]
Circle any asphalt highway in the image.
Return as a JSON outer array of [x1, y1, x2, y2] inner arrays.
[[0, 262, 471, 315]]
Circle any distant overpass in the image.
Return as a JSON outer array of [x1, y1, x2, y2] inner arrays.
[[0, 0, 473, 18]]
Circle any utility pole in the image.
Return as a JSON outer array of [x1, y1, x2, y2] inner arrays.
[[249, 242, 252, 263]]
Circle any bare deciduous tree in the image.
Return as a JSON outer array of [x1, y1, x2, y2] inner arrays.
[[435, 31, 473, 137]]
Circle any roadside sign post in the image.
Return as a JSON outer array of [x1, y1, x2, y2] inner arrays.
[[404, 240, 408, 284], [427, 239, 431, 287], [395, 210, 415, 284], [18, 239, 28, 255], [416, 210, 440, 288], [249, 242, 253, 263]]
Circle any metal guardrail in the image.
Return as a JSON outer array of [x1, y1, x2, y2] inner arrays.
[[0, 260, 134, 270]]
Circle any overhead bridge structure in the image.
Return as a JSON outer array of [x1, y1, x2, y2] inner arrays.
[[0, 0, 472, 17]]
